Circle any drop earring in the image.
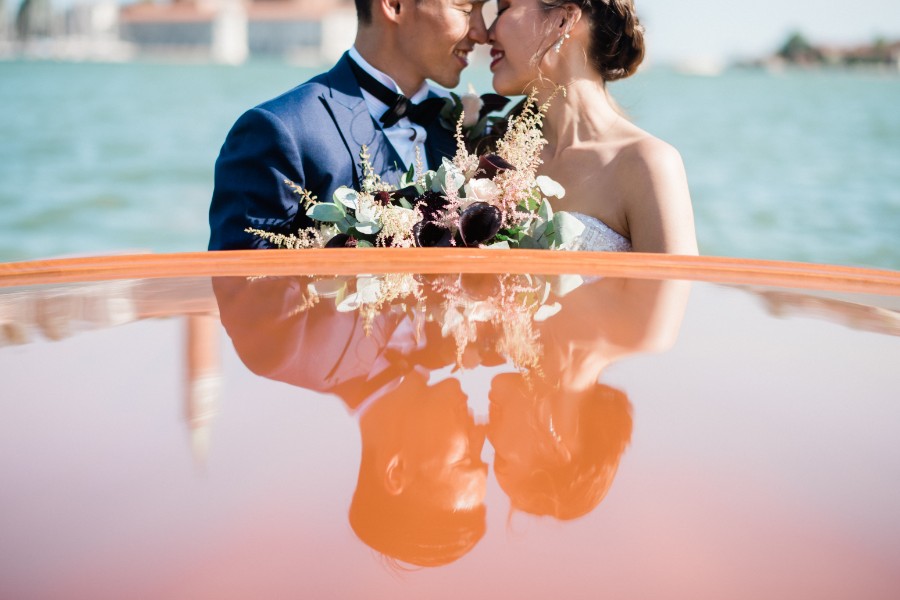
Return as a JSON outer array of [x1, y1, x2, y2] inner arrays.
[[554, 33, 570, 53]]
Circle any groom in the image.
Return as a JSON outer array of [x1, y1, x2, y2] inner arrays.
[[208, 0, 489, 250]]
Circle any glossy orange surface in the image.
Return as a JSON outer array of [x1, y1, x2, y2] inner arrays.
[[2, 249, 900, 295], [1, 254, 899, 599]]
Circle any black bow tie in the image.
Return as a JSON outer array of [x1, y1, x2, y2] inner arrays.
[[348, 58, 446, 129]]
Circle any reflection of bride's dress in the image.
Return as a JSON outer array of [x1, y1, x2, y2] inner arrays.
[[563, 212, 632, 252]]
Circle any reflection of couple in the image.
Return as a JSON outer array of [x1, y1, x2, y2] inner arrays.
[[209, 0, 697, 254], [214, 272, 688, 567]]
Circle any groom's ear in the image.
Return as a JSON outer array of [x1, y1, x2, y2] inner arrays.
[[378, 0, 404, 24], [384, 453, 406, 495]]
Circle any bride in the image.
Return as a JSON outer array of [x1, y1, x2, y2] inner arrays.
[[488, 0, 698, 254]]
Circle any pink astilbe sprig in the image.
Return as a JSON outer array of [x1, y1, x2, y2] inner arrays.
[[426, 273, 548, 370], [243, 227, 325, 249], [452, 114, 481, 179], [491, 87, 564, 229]]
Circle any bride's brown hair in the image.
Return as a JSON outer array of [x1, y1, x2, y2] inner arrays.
[[542, 0, 646, 81]]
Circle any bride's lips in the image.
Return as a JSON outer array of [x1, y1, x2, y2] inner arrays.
[[490, 48, 505, 71]]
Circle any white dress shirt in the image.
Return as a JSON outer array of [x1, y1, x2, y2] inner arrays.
[[348, 47, 447, 171]]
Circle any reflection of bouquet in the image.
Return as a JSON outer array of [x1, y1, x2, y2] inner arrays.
[[247, 90, 585, 250], [294, 272, 584, 371]]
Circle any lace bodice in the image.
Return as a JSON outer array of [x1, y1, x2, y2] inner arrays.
[[560, 212, 632, 252]]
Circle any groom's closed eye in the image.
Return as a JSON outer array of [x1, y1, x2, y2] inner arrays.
[[456, 2, 475, 16]]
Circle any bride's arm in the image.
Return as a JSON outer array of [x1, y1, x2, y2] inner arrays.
[[623, 138, 699, 255]]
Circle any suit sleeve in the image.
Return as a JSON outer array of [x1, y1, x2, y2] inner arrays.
[[208, 107, 313, 250]]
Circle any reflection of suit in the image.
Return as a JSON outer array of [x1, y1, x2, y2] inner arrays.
[[213, 277, 460, 411], [209, 53, 456, 250]]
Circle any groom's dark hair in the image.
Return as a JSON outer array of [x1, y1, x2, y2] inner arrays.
[[355, 0, 374, 23], [355, 0, 424, 25]]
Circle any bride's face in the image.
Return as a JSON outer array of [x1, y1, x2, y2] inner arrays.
[[488, 0, 559, 95]]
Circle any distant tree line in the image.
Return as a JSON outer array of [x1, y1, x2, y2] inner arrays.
[[776, 30, 900, 67]]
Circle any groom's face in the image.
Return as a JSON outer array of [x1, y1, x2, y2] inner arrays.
[[400, 0, 489, 88], [396, 377, 488, 511]]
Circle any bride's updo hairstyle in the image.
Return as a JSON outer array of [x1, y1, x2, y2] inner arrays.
[[542, 0, 646, 81]]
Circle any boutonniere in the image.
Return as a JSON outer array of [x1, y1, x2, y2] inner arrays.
[[440, 84, 510, 143]]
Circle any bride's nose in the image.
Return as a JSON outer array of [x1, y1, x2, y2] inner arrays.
[[467, 9, 489, 44]]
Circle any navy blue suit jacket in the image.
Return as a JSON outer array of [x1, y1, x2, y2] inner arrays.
[[209, 52, 457, 250]]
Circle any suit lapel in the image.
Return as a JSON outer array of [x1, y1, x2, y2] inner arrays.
[[319, 53, 407, 188], [424, 112, 457, 171]]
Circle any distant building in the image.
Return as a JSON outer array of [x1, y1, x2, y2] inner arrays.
[[65, 1, 119, 38], [0, 0, 8, 39], [58, 1, 133, 61], [119, 0, 357, 64], [16, 0, 56, 39]]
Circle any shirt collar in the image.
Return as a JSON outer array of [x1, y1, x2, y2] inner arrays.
[[349, 46, 431, 104]]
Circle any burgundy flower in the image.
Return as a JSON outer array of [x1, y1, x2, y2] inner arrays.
[[459, 273, 501, 300], [325, 233, 358, 248], [373, 191, 393, 206], [415, 191, 450, 223], [413, 221, 454, 247], [478, 93, 511, 121], [477, 154, 516, 179], [391, 185, 420, 202], [458, 202, 502, 247]]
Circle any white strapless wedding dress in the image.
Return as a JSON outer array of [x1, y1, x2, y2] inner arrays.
[[561, 212, 632, 252]]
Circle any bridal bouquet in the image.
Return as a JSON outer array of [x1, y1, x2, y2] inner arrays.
[[247, 90, 586, 250]]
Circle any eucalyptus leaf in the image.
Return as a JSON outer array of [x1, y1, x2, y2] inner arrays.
[[552, 211, 586, 247], [537, 199, 553, 223], [424, 172, 436, 192], [356, 240, 375, 248], [431, 162, 448, 192], [485, 240, 510, 249], [355, 221, 382, 235], [536, 175, 566, 199], [539, 281, 551, 304], [398, 163, 416, 189], [336, 293, 362, 312], [444, 168, 466, 193], [333, 187, 359, 210], [307, 202, 346, 223], [551, 274, 585, 297], [517, 234, 542, 249], [533, 302, 562, 322], [307, 279, 346, 298]]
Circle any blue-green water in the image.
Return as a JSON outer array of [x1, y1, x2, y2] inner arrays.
[[1, 60, 898, 269]]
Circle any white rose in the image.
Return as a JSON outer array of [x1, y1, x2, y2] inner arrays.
[[464, 178, 500, 205], [337, 275, 381, 311], [465, 300, 495, 322], [441, 306, 465, 338], [460, 83, 484, 128]]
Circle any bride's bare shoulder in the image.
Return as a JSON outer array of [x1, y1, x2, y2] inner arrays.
[[620, 132, 685, 178]]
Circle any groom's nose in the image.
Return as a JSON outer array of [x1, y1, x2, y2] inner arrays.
[[467, 6, 489, 44]]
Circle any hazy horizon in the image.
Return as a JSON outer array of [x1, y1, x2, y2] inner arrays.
[[636, 0, 900, 63], [11, 0, 900, 64]]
